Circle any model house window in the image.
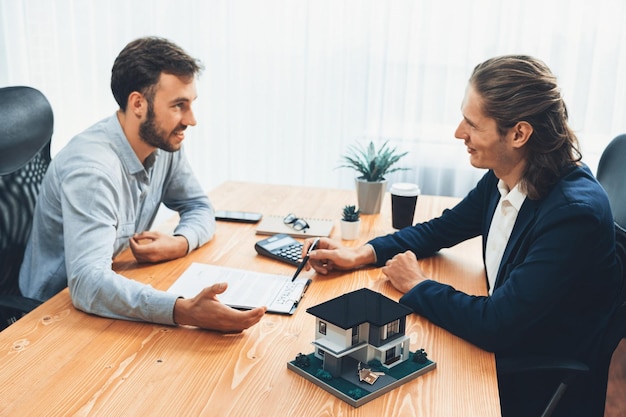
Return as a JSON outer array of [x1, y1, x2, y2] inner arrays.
[[385, 347, 396, 363], [351, 326, 359, 345], [318, 348, 325, 357], [381, 319, 400, 340], [319, 321, 327, 335]]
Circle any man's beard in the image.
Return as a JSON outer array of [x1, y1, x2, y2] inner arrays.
[[139, 105, 183, 153]]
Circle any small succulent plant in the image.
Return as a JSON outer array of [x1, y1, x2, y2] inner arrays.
[[342, 205, 360, 222]]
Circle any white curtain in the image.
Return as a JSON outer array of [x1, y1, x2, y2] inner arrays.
[[1, 0, 625, 199]]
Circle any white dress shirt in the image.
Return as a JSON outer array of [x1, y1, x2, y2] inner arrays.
[[485, 180, 526, 294]]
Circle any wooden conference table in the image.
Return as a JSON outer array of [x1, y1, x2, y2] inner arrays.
[[0, 181, 500, 416]]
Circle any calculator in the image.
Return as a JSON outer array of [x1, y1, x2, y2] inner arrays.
[[254, 234, 303, 266]]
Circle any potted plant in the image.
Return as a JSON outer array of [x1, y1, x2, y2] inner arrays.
[[340, 205, 361, 240], [339, 141, 409, 214]]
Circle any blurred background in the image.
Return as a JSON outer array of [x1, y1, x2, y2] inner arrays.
[[1, 0, 625, 199]]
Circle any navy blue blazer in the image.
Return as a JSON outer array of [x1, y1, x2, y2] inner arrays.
[[369, 166, 620, 414]]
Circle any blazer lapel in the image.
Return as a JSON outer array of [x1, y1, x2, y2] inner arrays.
[[493, 198, 539, 290]]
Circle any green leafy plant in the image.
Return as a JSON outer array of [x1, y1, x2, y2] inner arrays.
[[342, 205, 360, 222], [315, 369, 333, 381], [348, 388, 366, 399], [339, 140, 409, 182]]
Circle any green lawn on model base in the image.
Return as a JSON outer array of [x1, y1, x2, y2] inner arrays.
[[288, 350, 436, 406]]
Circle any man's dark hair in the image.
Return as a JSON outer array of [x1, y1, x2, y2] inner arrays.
[[111, 37, 203, 111], [469, 55, 582, 200]]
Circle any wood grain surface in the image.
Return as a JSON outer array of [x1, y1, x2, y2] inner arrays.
[[0, 181, 500, 417]]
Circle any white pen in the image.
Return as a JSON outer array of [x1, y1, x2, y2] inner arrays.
[[291, 237, 320, 282]]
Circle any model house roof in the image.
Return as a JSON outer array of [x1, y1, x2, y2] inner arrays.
[[306, 288, 413, 329]]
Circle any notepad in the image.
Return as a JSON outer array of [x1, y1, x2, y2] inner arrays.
[[167, 263, 311, 314], [256, 215, 334, 238]]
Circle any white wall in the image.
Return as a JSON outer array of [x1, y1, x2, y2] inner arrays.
[[2, 0, 625, 199]]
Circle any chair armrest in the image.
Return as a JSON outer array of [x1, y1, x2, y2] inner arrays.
[[0, 295, 43, 330], [0, 295, 42, 313]]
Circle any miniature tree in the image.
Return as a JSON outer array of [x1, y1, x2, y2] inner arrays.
[[413, 348, 428, 364], [315, 369, 333, 381], [294, 353, 310, 368], [348, 388, 366, 399]]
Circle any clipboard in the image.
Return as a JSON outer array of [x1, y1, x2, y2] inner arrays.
[[167, 263, 311, 315], [256, 215, 334, 238]]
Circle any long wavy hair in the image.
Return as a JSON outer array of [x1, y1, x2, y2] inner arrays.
[[469, 55, 582, 200]]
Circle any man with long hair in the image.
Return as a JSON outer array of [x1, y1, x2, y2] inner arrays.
[[304, 55, 620, 416]]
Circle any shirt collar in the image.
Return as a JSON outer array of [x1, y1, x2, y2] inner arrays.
[[108, 114, 160, 174], [496, 179, 527, 211]]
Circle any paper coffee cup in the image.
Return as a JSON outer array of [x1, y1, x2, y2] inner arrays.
[[390, 183, 420, 229]]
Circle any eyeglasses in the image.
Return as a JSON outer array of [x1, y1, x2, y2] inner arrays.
[[283, 213, 310, 232]]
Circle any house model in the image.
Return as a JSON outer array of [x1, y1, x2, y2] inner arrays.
[[288, 287, 436, 407], [307, 287, 413, 377]]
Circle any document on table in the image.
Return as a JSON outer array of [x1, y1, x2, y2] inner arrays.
[[167, 263, 311, 314]]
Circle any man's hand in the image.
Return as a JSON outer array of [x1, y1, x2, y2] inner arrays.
[[129, 231, 189, 263], [173, 283, 266, 332], [381, 250, 429, 293], [304, 237, 376, 275]]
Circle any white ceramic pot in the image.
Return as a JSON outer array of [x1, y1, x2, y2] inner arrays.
[[341, 219, 361, 240]]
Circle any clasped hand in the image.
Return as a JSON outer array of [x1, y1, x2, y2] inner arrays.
[[129, 231, 189, 263], [381, 250, 429, 293]]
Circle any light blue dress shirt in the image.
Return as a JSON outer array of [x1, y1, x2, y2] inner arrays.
[[19, 114, 215, 324]]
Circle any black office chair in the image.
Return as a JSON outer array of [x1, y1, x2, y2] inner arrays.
[[597, 134, 626, 232], [598, 133, 626, 302], [0, 86, 53, 330]]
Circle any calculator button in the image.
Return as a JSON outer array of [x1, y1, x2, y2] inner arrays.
[[278, 244, 302, 261]]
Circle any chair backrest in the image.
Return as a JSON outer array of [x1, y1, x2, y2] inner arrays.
[[616, 225, 626, 300], [0, 86, 53, 296], [597, 133, 626, 298], [597, 134, 626, 230], [604, 224, 626, 350]]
